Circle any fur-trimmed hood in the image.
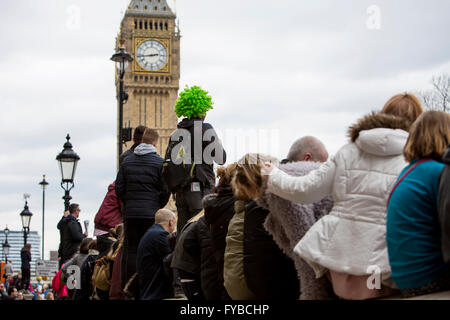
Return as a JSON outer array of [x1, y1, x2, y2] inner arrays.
[[348, 112, 410, 157], [348, 112, 411, 142]]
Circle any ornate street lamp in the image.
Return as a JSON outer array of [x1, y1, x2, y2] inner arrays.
[[56, 134, 80, 211], [2, 240, 10, 262], [4, 225, 9, 241], [39, 175, 49, 260], [20, 194, 33, 245], [111, 39, 133, 158], [2, 226, 10, 262]]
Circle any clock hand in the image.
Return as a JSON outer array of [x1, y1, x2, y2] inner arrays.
[[137, 54, 159, 57]]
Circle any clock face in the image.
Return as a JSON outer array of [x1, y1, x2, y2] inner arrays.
[[136, 40, 168, 71]]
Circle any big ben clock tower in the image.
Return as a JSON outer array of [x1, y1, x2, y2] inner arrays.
[[115, 0, 180, 162]]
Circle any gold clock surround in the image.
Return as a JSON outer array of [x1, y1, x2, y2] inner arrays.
[[134, 37, 171, 74]]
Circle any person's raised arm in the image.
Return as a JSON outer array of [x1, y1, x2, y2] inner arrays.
[[57, 211, 69, 230], [265, 159, 336, 204]]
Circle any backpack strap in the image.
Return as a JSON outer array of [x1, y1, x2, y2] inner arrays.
[[387, 158, 433, 205]]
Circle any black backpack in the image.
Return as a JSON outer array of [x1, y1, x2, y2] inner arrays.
[[162, 137, 196, 193]]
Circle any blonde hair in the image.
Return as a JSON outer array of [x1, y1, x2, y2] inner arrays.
[[188, 209, 205, 224], [403, 111, 450, 162], [45, 292, 54, 300], [231, 153, 279, 200], [381, 93, 423, 123]]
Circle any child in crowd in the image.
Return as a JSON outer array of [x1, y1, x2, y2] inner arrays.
[[387, 111, 450, 297]]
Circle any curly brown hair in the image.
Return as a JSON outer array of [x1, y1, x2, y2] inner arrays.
[[212, 163, 238, 193]]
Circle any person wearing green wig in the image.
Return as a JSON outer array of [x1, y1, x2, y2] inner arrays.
[[164, 85, 227, 235]]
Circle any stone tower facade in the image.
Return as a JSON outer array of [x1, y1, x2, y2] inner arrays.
[[116, 0, 180, 162]]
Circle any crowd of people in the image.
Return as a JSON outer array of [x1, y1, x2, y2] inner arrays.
[[2, 87, 449, 301], [1, 265, 55, 300]]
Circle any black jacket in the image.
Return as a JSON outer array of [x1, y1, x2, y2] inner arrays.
[[115, 150, 170, 220], [243, 200, 299, 300], [137, 224, 173, 300], [203, 187, 235, 300], [168, 118, 226, 189], [171, 216, 224, 300], [439, 145, 450, 263], [57, 216, 65, 258], [21, 248, 31, 269], [60, 215, 86, 262], [119, 143, 139, 167], [76, 253, 98, 300]]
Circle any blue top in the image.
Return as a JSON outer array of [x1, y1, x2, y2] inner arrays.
[[386, 159, 445, 289]]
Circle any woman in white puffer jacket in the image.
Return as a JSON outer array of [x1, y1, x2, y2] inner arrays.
[[263, 94, 423, 300]]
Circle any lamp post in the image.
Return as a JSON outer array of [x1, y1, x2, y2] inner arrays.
[[3, 241, 10, 263], [56, 134, 80, 211], [20, 194, 33, 246], [111, 39, 133, 157], [2, 226, 10, 262], [39, 175, 49, 260]]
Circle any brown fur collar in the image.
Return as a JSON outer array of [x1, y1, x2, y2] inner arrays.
[[348, 112, 412, 142]]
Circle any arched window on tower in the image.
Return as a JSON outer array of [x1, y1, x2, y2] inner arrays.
[[160, 22, 163, 30], [150, 21, 153, 30], [155, 21, 158, 30], [144, 21, 148, 29], [139, 21, 143, 29], [134, 20, 137, 29], [165, 22, 168, 30]]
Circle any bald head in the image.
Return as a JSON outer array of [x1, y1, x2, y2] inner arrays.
[[155, 209, 177, 233], [155, 209, 176, 224], [287, 136, 328, 163]]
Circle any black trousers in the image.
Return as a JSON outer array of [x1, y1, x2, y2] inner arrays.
[[22, 268, 30, 291], [178, 269, 204, 301], [121, 218, 154, 290], [175, 186, 212, 235]]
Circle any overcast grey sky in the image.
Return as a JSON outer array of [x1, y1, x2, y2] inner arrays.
[[0, 0, 449, 260]]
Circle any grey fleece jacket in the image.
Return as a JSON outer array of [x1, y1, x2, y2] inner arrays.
[[256, 161, 335, 300]]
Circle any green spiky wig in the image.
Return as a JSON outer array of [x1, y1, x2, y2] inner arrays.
[[174, 85, 214, 119]]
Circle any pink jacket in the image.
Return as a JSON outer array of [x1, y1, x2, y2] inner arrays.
[[52, 269, 68, 299]]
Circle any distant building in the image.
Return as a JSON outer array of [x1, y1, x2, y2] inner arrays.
[[49, 250, 58, 261], [0, 230, 41, 275]]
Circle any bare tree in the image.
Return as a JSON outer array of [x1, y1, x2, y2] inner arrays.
[[419, 74, 450, 112]]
